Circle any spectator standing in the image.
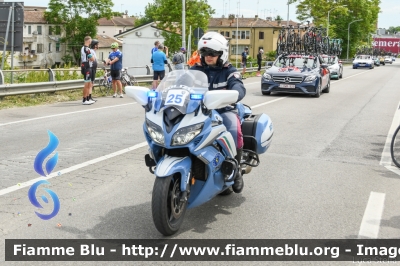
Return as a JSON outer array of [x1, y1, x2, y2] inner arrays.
[[256, 48, 263, 77], [151, 41, 160, 54], [172, 47, 186, 70], [80, 36, 95, 105], [89, 39, 99, 102], [105, 42, 123, 98], [151, 43, 168, 89], [241, 47, 249, 79]]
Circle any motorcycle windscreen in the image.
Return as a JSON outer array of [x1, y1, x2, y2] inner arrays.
[[154, 70, 209, 114]]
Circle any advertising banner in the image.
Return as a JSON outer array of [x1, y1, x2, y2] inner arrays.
[[372, 38, 400, 54]]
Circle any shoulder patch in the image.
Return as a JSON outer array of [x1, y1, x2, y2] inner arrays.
[[233, 73, 241, 79]]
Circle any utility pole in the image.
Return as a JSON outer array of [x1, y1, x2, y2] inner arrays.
[[347, 19, 362, 60], [182, 0, 186, 51]]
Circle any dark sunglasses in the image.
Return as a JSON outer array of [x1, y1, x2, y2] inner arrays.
[[200, 50, 221, 57]]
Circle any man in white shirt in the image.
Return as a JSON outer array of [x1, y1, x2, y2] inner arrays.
[[89, 39, 99, 102]]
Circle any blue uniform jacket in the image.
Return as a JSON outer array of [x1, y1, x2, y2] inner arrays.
[[190, 63, 246, 102]]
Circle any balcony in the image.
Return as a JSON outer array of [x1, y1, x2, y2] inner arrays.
[[18, 55, 38, 62], [23, 36, 37, 43]]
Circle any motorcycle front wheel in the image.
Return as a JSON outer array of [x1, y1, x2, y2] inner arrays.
[[152, 174, 187, 236]]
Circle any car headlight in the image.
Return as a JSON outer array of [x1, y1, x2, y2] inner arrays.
[[146, 119, 164, 145], [171, 123, 204, 146], [304, 75, 317, 82], [263, 73, 272, 80]]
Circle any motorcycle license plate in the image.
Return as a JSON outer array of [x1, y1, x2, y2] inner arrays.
[[279, 84, 295, 89], [165, 89, 189, 107]]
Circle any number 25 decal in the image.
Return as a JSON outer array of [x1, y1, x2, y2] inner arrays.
[[166, 93, 183, 104]]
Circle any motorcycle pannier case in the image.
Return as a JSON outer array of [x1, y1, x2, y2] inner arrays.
[[241, 113, 273, 154]]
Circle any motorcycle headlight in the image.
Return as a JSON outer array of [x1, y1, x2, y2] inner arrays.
[[263, 73, 272, 80], [146, 119, 164, 145], [171, 123, 204, 146], [304, 75, 317, 82]]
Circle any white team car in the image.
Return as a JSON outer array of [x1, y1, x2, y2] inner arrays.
[[352, 55, 374, 69], [384, 56, 393, 64], [322, 55, 343, 80]]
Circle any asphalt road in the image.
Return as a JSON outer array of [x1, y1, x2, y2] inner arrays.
[[1, 62, 400, 265]]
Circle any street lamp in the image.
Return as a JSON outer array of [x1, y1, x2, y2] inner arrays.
[[327, 5, 347, 37], [286, 1, 290, 27], [347, 19, 362, 60]]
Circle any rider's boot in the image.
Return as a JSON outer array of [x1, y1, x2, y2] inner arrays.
[[232, 148, 244, 193]]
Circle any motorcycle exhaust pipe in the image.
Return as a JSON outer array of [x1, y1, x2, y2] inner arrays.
[[242, 158, 257, 174]]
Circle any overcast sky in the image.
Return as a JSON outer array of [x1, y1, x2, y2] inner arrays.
[[15, 0, 400, 29]]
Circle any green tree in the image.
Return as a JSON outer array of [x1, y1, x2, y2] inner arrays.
[[292, 0, 380, 58], [388, 26, 400, 34], [44, 0, 114, 65], [136, 0, 215, 53]]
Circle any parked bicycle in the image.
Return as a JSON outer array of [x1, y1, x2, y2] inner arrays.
[[121, 68, 139, 87], [98, 68, 112, 95], [98, 67, 139, 96]]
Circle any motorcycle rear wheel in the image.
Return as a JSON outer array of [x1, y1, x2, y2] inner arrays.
[[152, 174, 187, 236]]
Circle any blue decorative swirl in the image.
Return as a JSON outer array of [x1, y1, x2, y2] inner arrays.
[[28, 180, 60, 220], [34, 130, 59, 177]]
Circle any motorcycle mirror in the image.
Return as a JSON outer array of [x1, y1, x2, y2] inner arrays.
[[203, 90, 239, 110], [125, 86, 150, 106]]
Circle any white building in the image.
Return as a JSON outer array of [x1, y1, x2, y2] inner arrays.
[[114, 22, 166, 76], [8, 6, 66, 69], [97, 14, 135, 38]]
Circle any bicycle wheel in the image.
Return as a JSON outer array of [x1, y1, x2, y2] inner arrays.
[[98, 79, 106, 94], [390, 125, 400, 168]]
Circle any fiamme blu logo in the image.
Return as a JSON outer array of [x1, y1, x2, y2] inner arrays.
[[28, 130, 60, 220]]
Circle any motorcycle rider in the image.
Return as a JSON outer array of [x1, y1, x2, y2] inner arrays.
[[190, 32, 245, 193]]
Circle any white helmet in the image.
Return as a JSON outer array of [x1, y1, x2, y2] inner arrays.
[[198, 32, 229, 66]]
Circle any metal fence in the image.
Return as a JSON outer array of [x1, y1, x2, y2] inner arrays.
[[0, 64, 263, 97]]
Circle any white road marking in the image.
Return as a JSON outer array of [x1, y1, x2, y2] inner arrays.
[[0, 142, 147, 196], [358, 192, 385, 239], [251, 97, 289, 109], [0, 103, 136, 127], [380, 101, 400, 175]]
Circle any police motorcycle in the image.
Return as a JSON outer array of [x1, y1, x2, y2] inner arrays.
[[125, 70, 273, 236]]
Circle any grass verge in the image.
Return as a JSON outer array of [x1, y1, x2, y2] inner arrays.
[[0, 82, 150, 110]]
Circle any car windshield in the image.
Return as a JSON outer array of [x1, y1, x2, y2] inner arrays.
[[355, 55, 371, 60], [323, 56, 337, 65], [153, 70, 209, 114], [274, 56, 317, 69]]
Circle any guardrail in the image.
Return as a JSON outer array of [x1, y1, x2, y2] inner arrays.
[[0, 65, 261, 97]]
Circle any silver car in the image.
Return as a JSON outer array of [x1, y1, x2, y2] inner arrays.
[[323, 55, 343, 80]]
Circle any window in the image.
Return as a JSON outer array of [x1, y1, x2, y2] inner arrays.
[[49, 26, 53, 35], [56, 42, 60, 52], [259, 31, 264, 39], [48, 43, 52, 52], [231, 45, 248, 55], [55, 26, 61, 35], [37, 26, 42, 35], [28, 25, 31, 34], [221, 31, 230, 38], [37, 44, 44, 53], [231, 30, 250, 39], [119, 30, 122, 33]]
